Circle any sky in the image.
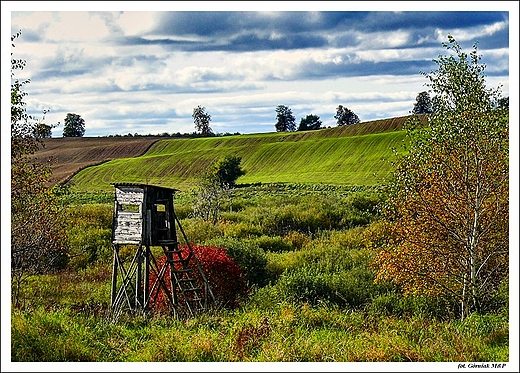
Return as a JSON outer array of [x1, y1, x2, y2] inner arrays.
[[3, 2, 516, 137]]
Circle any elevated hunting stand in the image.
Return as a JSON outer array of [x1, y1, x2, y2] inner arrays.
[[110, 183, 214, 318]]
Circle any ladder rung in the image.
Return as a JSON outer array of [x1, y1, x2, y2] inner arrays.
[[169, 259, 187, 264], [183, 287, 202, 292], [165, 249, 183, 254], [158, 240, 178, 244]]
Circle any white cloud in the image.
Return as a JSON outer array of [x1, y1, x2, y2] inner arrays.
[[355, 30, 412, 49], [116, 11, 157, 36], [44, 12, 111, 41], [434, 20, 509, 43], [482, 21, 508, 36], [11, 11, 53, 33], [355, 48, 435, 63]]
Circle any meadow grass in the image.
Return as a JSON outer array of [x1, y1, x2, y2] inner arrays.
[[11, 182, 508, 363], [11, 300, 508, 362]]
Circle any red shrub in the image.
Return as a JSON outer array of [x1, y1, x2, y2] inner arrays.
[[148, 244, 249, 313]]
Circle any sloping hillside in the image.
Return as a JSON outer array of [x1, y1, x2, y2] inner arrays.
[[33, 136, 160, 185], [66, 115, 420, 191]]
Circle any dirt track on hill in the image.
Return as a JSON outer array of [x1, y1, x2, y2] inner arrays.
[[32, 137, 160, 186]]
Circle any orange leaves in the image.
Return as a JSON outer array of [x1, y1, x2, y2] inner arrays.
[[372, 47, 509, 316], [148, 245, 249, 313]]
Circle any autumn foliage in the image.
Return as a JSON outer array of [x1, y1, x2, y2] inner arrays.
[[148, 245, 249, 313], [371, 35, 508, 319]]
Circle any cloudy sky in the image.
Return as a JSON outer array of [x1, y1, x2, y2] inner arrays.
[[4, 2, 516, 137]]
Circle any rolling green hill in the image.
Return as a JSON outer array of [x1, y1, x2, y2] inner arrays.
[[68, 115, 419, 192]]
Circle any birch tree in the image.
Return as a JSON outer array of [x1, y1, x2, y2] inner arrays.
[[372, 35, 509, 319]]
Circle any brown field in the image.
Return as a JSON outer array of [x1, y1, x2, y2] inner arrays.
[[32, 136, 160, 186]]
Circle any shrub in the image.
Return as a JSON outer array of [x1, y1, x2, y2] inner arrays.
[[222, 221, 263, 238], [264, 250, 307, 283], [148, 245, 249, 313], [65, 204, 113, 270], [173, 203, 192, 220], [345, 191, 382, 216], [369, 292, 459, 320], [274, 264, 386, 309], [284, 231, 310, 250], [253, 235, 292, 252], [66, 228, 112, 269], [66, 203, 113, 229], [180, 218, 223, 244], [207, 237, 269, 287]]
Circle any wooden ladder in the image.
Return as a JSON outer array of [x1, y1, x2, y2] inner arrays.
[[159, 240, 210, 317]]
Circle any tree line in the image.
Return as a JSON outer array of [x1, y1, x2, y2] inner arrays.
[[191, 103, 361, 136], [192, 91, 507, 136], [34, 93, 509, 139]]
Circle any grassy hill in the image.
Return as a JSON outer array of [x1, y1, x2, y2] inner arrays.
[[64, 115, 419, 192]]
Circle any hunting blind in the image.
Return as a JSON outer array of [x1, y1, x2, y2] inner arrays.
[[110, 183, 214, 318]]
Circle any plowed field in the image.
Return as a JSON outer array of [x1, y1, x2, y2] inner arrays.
[[32, 136, 160, 186]]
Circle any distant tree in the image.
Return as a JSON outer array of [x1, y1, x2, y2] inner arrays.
[[298, 114, 323, 131], [497, 96, 509, 109], [192, 105, 213, 136], [62, 113, 85, 137], [275, 105, 296, 132], [32, 109, 58, 138], [211, 155, 246, 188], [334, 105, 360, 126], [11, 32, 68, 307], [192, 155, 245, 224], [412, 91, 434, 114], [33, 122, 54, 138], [372, 35, 509, 320]]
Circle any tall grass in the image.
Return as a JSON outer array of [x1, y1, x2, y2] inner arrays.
[[11, 302, 508, 362], [65, 203, 113, 269], [11, 183, 509, 363]]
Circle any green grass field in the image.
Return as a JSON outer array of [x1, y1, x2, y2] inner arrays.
[[68, 116, 413, 191]]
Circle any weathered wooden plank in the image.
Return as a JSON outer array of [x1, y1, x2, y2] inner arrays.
[[113, 213, 142, 243], [113, 185, 144, 243], [115, 187, 144, 206]]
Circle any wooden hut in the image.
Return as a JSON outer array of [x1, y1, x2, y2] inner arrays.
[[110, 183, 214, 318]]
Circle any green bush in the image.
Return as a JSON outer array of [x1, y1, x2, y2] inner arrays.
[[65, 204, 113, 270], [67, 227, 112, 269], [481, 275, 509, 316], [345, 191, 382, 216], [66, 203, 113, 228], [173, 203, 192, 220], [273, 264, 386, 309], [243, 193, 380, 237], [284, 231, 310, 250], [207, 237, 269, 288], [253, 235, 293, 252], [222, 221, 263, 238], [369, 292, 459, 320], [180, 218, 223, 244]]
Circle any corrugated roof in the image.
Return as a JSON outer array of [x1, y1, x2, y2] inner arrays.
[[111, 182, 179, 192]]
